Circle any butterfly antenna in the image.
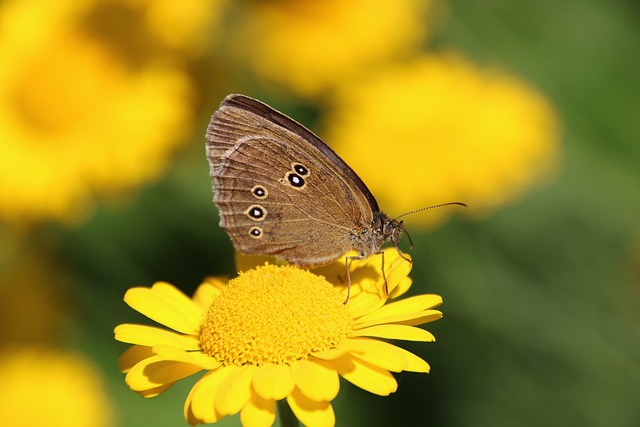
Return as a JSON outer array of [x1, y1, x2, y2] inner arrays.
[[395, 201, 468, 220]]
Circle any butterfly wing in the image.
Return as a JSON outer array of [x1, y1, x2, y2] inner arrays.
[[206, 94, 379, 267]]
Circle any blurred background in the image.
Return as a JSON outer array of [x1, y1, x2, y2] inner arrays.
[[1, 0, 639, 426]]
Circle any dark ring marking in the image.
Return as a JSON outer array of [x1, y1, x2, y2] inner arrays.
[[249, 226, 263, 238], [245, 204, 266, 221], [251, 185, 268, 199], [292, 163, 309, 176], [285, 172, 305, 188]]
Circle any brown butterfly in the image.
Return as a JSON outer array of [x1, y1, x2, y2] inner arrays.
[[206, 94, 464, 297]]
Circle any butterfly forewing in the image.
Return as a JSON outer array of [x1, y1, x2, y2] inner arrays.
[[207, 95, 379, 209]]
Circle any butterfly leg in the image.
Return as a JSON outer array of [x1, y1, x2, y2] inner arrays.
[[388, 246, 412, 296], [344, 253, 364, 304], [346, 252, 389, 301], [380, 249, 388, 296], [395, 245, 413, 270]]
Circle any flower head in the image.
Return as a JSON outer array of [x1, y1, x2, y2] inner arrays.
[[0, 0, 193, 225], [115, 248, 441, 426], [0, 346, 115, 427], [229, 0, 432, 97], [324, 52, 560, 227], [106, 0, 228, 54]]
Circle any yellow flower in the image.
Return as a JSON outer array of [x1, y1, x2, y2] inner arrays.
[[0, 0, 194, 225], [115, 249, 441, 426], [323, 52, 561, 227], [109, 0, 228, 54], [230, 0, 433, 97], [0, 346, 115, 427]]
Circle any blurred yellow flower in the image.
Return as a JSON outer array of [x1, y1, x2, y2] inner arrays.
[[111, 0, 227, 54], [231, 0, 432, 97], [323, 52, 560, 227], [0, 346, 115, 427], [0, 0, 194, 225], [115, 250, 441, 426]]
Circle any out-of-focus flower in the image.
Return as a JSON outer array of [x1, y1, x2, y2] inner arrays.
[[0, 346, 115, 427], [115, 249, 441, 426], [0, 0, 194, 225], [230, 0, 433, 97], [110, 0, 228, 54], [323, 52, 560, 227]]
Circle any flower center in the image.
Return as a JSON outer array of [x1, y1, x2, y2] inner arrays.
[[199, 264, 352, 366]]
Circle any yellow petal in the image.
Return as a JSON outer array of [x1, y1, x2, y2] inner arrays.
[[152, 282, 204, 324], [291, 359, 339, 401], [125, 355, 201, 393], [215, 364, 257, 415], [188, 366, 235, 423], [114, 324, 200, 350], [350, 324, 435, 342], [287, 387, 335, 427], [187, 352, 223, 370], [337, 338, 405, 372], [193, 278, 226, 310], [395, 346, 430, 373], [356, 294, 442, 325], [332, 354, 397, 396], [184, 382, 200, 425], [310, 347, 348, 361], [124, 282, 202, 334], [394, 311, 443, 326], [240, 393, 276, 427], [355, 309, 443, 329], [384, 253, 413, 292], [118, 345, 154, 372], [152, 345, 221, 370], [388, 276, 412, 299], [252, 363, 294, 400], [347, 291, 385, 320], [137, 383, 173, 398]]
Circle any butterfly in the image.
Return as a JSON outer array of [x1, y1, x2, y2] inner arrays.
[[206, 94, 465, 298]]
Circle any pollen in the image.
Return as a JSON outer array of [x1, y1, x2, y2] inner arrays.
[[199, 264, 352, 366]]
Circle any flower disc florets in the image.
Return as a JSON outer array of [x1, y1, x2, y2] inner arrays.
[[200, 265, 352, 366]]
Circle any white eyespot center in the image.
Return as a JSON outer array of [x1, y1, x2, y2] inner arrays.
[[245, 204, 266, 221], [249, 226, 263, 238], [251, 185, 268, 199]]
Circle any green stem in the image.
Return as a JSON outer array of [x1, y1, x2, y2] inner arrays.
[[277, 399, 300, 427]]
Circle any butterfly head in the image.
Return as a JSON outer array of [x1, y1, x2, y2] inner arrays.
[[382, 217, 405, 248], [381, 214, 412, 264], [362, 211, 409, 260]]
